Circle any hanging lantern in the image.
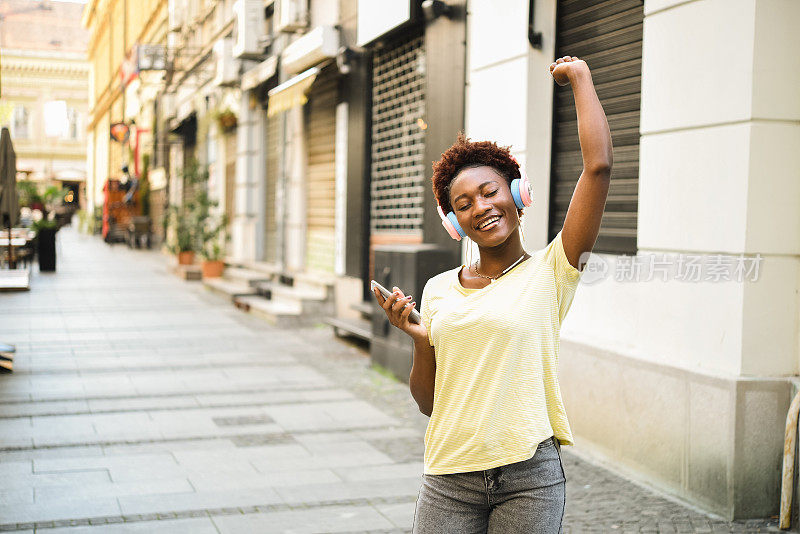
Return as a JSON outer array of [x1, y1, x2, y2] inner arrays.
[[110, 122, 130, 143]]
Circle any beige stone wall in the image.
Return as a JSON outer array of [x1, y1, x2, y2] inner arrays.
[[560, 338, 791, 519]]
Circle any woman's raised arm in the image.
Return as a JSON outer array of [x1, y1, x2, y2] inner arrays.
[[550, 56, 613, 271]]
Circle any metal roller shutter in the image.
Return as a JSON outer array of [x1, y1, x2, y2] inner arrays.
[[305, 65, 338, 273], [225, 133, 236, 236], [264, 111, 280, 264], [550, 0, 643, 254], [370, 31, 426, 238]]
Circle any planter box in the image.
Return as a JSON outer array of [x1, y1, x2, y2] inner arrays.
[[177, 251, 195, 265], [201, 260, 225, 278]]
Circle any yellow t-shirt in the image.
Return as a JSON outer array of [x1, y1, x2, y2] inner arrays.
[[419, 230, 582, 475]]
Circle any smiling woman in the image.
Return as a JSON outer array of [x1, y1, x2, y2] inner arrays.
[[372, 56, 613, 533]]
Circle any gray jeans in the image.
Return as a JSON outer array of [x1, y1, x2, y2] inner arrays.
[[412, 436, 566, 533]]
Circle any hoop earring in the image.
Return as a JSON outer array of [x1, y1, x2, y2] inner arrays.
[[519, 214, 526, 245]]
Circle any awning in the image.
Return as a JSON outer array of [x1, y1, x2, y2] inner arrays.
[[241, 56, 277, 92], [266, 67, 319, 117], [54, 170, 86, 182]]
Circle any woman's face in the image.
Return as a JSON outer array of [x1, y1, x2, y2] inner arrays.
[[448, 165, 521, 247]]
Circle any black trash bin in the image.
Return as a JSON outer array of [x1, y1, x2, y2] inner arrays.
[[37, 227, 57, 272], [371, 244, 456, 383]]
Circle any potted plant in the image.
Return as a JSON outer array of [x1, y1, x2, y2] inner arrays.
[[17, 180, 43, 211], [167, 205, 196, 265], [165, 160, 208, 265], [31, 210, 58, 272], [42, 185, 71, 228], [200, 235, 226, 278], [214, 108, 237, 133], [194, 187, 228, 278]]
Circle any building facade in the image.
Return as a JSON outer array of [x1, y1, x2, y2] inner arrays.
[[0, 0, 88, 206], [82, 0, 169, 240], [161, 0, 240, 250]]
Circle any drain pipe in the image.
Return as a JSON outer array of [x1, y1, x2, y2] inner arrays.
[[780, 390, 800, 529]]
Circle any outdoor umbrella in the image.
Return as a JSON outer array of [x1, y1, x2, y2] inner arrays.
[[0, 126, 17, 370], [0, 126, 18, 267]]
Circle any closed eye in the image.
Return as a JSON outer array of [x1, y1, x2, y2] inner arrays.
[[456, 190, 498, 211]]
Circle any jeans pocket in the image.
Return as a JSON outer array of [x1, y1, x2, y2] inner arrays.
[[537, 436, 556, 452], [552, 438, 566, 482]]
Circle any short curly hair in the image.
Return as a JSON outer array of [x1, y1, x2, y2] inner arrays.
[[431, 132, 520, 213]]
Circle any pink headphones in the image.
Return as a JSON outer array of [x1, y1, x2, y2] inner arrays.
[[437, 158, 532, 241]]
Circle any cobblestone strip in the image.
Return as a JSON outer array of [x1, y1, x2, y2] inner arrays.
[[0, 495, 419, 532]]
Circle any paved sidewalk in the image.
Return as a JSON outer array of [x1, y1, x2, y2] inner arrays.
[[0, 227, 781, 533]]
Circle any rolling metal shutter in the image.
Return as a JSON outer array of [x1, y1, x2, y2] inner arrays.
[[550, 0, 643, 254], [225, 132, 236, 236], [370, 32, 426, 237], [304, 65, 338, 273], [264, 111, 280, 264]]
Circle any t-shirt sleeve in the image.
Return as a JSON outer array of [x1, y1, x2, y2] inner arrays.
[[543, 229, 583, 324], [420, 279, 435, 347]]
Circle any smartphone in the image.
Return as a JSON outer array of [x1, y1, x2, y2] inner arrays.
[[370, 280, 422, 324]]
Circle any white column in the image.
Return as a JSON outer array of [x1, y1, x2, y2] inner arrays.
[[231, 90, 266, 262], [282, 105, 307, 272], [464, 0, 545, 256], [334, 101, 348, 276], [636, 0, 800, 376]]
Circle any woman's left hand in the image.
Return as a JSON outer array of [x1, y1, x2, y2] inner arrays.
[[549, 56, 589, 86]]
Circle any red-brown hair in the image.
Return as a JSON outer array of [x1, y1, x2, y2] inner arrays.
[[431, 132, 520, 212]]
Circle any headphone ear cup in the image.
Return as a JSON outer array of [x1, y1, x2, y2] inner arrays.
[[447, 212, 466, 239], [518, 167, 532, 207], [510, 178, 525, 209], [510, 167, 533, 209], [437, 205, 465, 241]]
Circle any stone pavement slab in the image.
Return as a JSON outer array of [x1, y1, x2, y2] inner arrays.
[[32, 479, 195, 503], [116, 487, 283, 516], [47, 517, 219, 533], [211, 504, 398, 532], [0, 497, 121, 525], [0, 490, 33, 507], [0, 227, 782, 533]]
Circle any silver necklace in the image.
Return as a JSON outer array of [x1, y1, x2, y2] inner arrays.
[[472, 253, 527, 280]]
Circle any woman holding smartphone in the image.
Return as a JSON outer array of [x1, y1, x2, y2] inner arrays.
[[373, 56, 612, 533]]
